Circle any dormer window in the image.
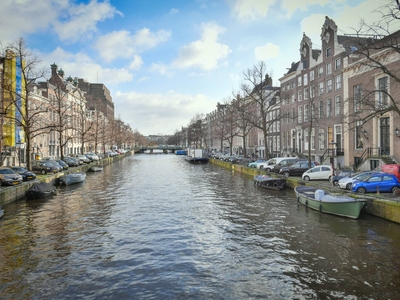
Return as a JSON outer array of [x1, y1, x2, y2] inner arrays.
[[326, 47, 332, 57]]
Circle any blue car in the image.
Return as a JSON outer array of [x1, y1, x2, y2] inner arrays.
[[352, 173, 400, 194]]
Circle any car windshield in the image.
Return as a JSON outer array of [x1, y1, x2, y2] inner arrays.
[[15, 168, 27, 172], [0, 169, 14, 174]]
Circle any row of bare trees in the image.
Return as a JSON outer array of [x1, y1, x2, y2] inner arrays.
[[1, 38, 141, 170]]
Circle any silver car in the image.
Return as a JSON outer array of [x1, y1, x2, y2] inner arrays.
[[0, 167, 23, 186]]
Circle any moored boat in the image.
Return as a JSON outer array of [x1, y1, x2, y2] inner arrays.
[[25, 182, 57, 199], [60, 172, 86, 185], [176, 150, 187, 155], [185, 149, 209, 164], [89, 165, 103, 172], [294, 186, 366, 219], [254, 175, 286, 190]]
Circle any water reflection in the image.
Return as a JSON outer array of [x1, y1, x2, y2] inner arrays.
[[0, 154, 400, 299]]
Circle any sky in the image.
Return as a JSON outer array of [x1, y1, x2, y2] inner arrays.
[[0, 0, 390, 136]]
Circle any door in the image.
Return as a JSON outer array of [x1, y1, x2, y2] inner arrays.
[[380, 117, 390, 154]]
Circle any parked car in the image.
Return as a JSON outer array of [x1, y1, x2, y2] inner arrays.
[[55, 159, 69, 170], [229, 155, 246, 164], [11, 166, 36, 181], [338, 171, 381, 190], [248, 159, 266, 168], [63, 157, 80, 167], [302, 165, 333, 181], [279, 160, 318, 177], [106, 150, 118, 157], [42, 159, 63, 172], [352, 173, 400, 194], [258, 157, 296, 171], [75, 154, 91, 164], [85, 153, 99, 161], [0, 167, 23, 186], [272, 158, 300, 173], [32, 160, 60, 175], [331, 170, 356, 186]]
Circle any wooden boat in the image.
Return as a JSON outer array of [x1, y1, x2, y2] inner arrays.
[[59, 172, 86, 185], [254, 175, 286, 190], [294, 186, 366, 219], [25, 182, 57, 199], [89, 165, 103, 172]]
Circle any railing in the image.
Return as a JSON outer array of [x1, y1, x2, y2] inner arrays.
[[354, 147, 398, 168]]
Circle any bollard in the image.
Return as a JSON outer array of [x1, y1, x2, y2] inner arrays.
[[377, 185, 380, 195]]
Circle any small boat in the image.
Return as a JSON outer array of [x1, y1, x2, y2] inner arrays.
[[294, 186, 366, 219], [25, 182, 57, 199], [59, 172, 86, 185], [254, 175, 286, 190], [89, 165, 103, 172], [185, 149, 209, 164], [176, 150, 187, 155]]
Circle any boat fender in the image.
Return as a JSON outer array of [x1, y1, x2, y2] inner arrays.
[[305, 200, 308, 209], [297, 196, 300, 202], [319, 203, 322, 212]]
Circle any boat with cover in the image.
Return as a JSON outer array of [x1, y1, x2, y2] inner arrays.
[[89, 165, 103, 172], [294, 186, 366, 219], [254, 175, 286, 190], [60, 172, 86, 185], [25, 182, 57, 199]]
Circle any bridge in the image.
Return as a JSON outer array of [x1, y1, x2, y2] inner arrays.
[[133, 145, 184, 154]]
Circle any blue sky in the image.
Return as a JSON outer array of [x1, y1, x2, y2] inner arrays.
[[0, 0, 387, 135]]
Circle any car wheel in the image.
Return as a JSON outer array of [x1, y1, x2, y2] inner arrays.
[[304, 176, 310, 181], [266, 168, 271, 172], [392, 186, 400, 193], [357, 187, 367, 194], [346, 183, 352, 190], [259, 165, 264, 169], [283, 171, 289, 177], [333, 180, 339, 186], [41, 169, 46, 175]]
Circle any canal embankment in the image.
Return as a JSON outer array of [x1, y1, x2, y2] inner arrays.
[[0, 152, 131, 207], [209, 158, 400, 224]]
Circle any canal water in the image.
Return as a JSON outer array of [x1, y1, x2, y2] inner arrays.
[[0, 154, 399, 299]]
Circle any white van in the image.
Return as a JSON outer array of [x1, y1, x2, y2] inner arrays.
[[258, 157, 297, 171]]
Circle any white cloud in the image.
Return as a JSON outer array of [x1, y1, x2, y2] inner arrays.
[[169, 8, 179, 15], [172, 22, 231, 71], [53, 0, 121, 42], [229, 0, 275, 20], [94, 28, 171, 62], [113, 90, 216, 135], [149, 62, 173, 76], [254, 43, 280, 61], [129, 55, 143, 70], [281, 0, 330, 17], [40, 47, 133, 85]]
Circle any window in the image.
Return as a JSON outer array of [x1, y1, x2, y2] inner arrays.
[[319, 82, 324, 95], [378, 76, 388, 106], [319, 129, 325, 150], [326, 62, 332, 75], [335, 75, 341, 90], [298, 106, 303, 123], [298, 90, 303, 102], [327, 79, 332, 93], [318, 67, 323, 77], [355, 120, 363, 149], [298, 76, 302, 86], [311, 129, 315, 150], [310, 70, 315, 81], [353, 84, 362, 112], [304, 88, 309, 100], [310, 86, 315, 98], [292, 108, 295, 123], [303, 73, 308, 85], [319, 100, 324, 118], [335, 58, 341, 70], [291, 94, 295, 103], [304, 104, 309, 122], [326, 47, 332, 57], [311, 103, 315, 118], [304, 130, 309, 151], [335, 96, 341, 116], [327, 98, 332, 117], [291, 82, 295, 89]]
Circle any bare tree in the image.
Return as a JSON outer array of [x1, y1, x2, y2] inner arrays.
[[241, 61, 281, 159]]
